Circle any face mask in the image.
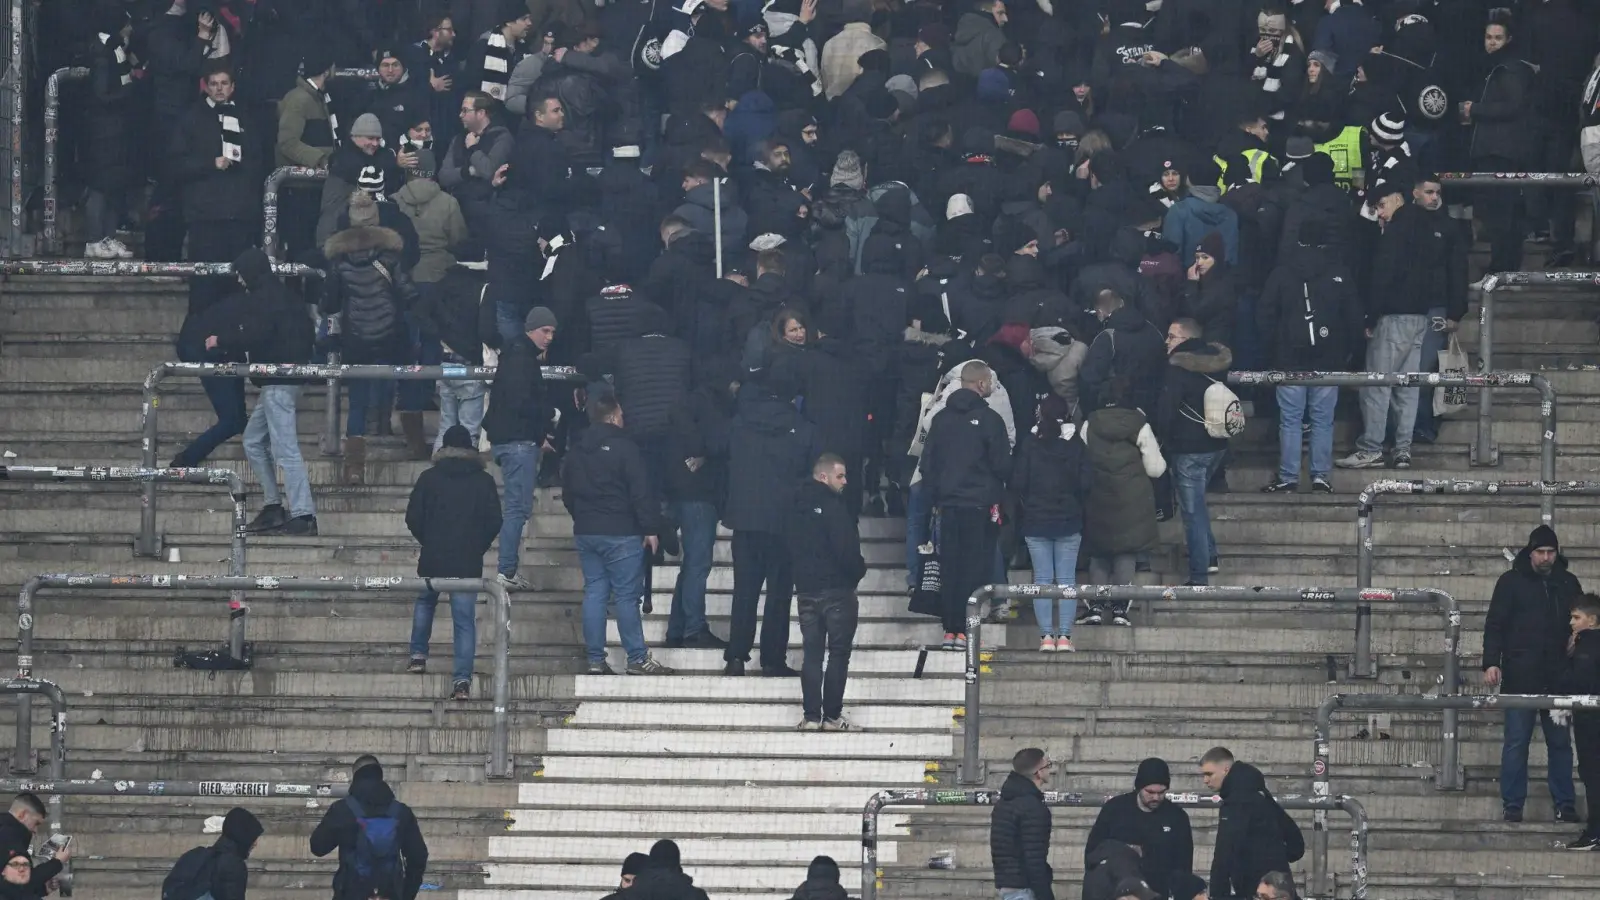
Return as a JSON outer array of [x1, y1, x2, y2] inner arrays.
[[1057, 138, 1079, 152]]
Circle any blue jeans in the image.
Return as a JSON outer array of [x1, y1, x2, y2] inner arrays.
[[1357, 314, 1428, 455], [174, 375, 248, 466], [905, 480, 932, 589], [576, 534, 649, 665], [1276, 386, 1338, 481], [1024, 534, 1081, 637], [1501, 707, 1576, 811], [668, 500, 717, 642], [998, 890, 1036, 900], [1171, 451, 1224, 584], [492, 442, 541, 576], [346, 379, 393, 437], [242, 385, 315, 518], [409, 590, 477, 683], [433, 378, 488, 452]]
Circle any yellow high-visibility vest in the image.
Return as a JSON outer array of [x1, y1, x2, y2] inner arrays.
[[1315, 125, 1364, 188], [1212, 147, 1274, 190]]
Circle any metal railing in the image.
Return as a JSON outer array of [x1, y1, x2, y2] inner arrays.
[[2, 0, 33, 257], [1437, 172, 1599, 187], [0, 776, 347, 798], [40, 66, 84, 255], [0, 259, 323, 277], [261, 165, 327, 263], [958, 585, 1460, 782], [1229, 371, 1556, 477], [860, 788, 1370, 900], [16, 574, 514, 778], [1, 678, 68, 895]]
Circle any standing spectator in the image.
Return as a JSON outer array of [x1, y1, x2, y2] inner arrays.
[[405, 425, 502, 699], [203, 249, 318, 537], [663, 379, 733, 649], [82, 5, 138, 260], [1012, 394, 1089, 652], [1079, 376, 1166, 626], [1162, 160, 1239, 269], [990, 747, 1055, 900], [1524, 0, 1598, 267], [722, 365, 817, 676], [483, 307, 559, 590], [275, 48, 338, 260], [1407, 175, 1468, 446], [1085, 758, 1195, 900], [464, 2, 533, 105], [921, 362, 1011, 651], [820, 0, 885, 99], [1464, 12, 1540, 276], [1559, 592, 1600, 849], [439, 91, 516, 207], [563, 395, 674, 676], [791, 453, 866, 730], [1155, 319, 1230, 587], [1180, 234, 1237, 349], [1079, 289, 1167, 415], [309, 756, 429, 900], [163, 807, 261, 900], [0, 794, 66, 891], [1312, 0, 1378, 77], [322, 193, 423, 485], [1257, 218, 1361, 494], [1200, 748, 1303, 900], [1484, 525, 1583, 824], [395, 153, 470, 456], [953, 0, 1008, 78], [409, 14, 463, 151], [416, 263, 493, 451], [365, 48, 431, 146]]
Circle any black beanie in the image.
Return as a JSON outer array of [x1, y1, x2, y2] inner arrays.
[[1170, 872, 1209, 900], [807, 855, 841, 883], [1302, 153, 1336, 187], [649, 839, 682, 872], [222, 807, 264, 857], [621, 852, 651, 876], [1134, 757, 1171, 790], [1528, 524, 1560, 552]]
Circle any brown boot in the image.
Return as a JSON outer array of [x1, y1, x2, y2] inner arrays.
[[399, 412, 429, 461], [342, 436, 367, 486]]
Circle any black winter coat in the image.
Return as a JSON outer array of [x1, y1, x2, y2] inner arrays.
[[1365, 203, 1468, 326], [832, 270, 911, 377], [1210, 762, 1301, 900], [405, 448, 502, 577], [363, 76, 432, 146], [1082, 839, 1144, 900], [1180, 267, 1236, 350], [1079, 305, 1166, 414], [86, 32, 136, 192], [665, 385, 733, 505], [562, 422, 663, 536], [309, 766, 429, 900], [145, 12, 214, 131], [482, 333, 555, 445], [1484, 548, 1585, 694], [1469, 50, 1540, 165], [582, 284, 659, 367], [613, 333, 693, 439], [921, 388, 1011, 509], [323, 226, 422, 363], [723, 389, 818, 534], [741, 166, 809, 240], [169, 98, 264, 223], [507, 124, 573, 220], [1277, 183, 1357, 270], [990, 772, 1054, 900], [1011, 426, 1089, 538], [801, 336, 870, 459], [1257, 245, 1362, 372], [1560, 629, 1600, 744], [606, 865, 712, 900], [209, 279, 315, 387], [1085, 794, 1194, 900], [414, 266, 491, 365], [790, 479, 867, 593], [1155, 339, 1232, 455]]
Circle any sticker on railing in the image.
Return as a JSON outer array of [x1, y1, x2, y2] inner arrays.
[[199, 781, 270, 797]]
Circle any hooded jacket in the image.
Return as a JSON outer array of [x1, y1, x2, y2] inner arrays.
[[1078, 304, 1167, 414], [1257, 243, 1362, 372], [989, 771, 1054, 900], [673, 181, 751, 251], [1082, 405, 1165, 556], [788, 878, 849, 900], [790, 478, 867, 593], [953, 11, 1006, 77], [322, 225, 422, 362], [1469, 47, 1539, 165], [1027, 327, 1087, 413], [310, 765, 429, 900], [395, 179, 470, 284], [1276, 182, 1357, 269], [1179, 265, 1236, 349], [724, 387, 819, 534], [206, 251, 316, 387], [1011, 419, 1089, 538], [1155, 338, 1232, 455], [1162, 190, 1239, 268], [802, 335, 871, 459], [920, 388, 1011, 509], [406, 446, 503, 577], [1210, 762, 1302, 900], [482, 332, 555, 445], [1484, 534, 1585, 694], [562, 421, 663, 537], [1082, 839, 1144, 900]]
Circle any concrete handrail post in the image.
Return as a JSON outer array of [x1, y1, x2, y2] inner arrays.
[[17, 575, 516, 778], [260, 166, 328, 263], [959, 585, 1459, 784], [42, 67, 88, 256], [860, 789, 1369, 900]]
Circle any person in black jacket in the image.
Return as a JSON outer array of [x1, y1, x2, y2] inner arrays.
[[0, 794, 67, 896], [405, 425, 503, 699], [801, 309, 871, 518], [1079, 290, 1167, 415], [413, 262, 493, 451], [1484, 524, 1584, 822], [663, 379, 733, 649], [1465, 13, 1540, 275], [1154, 320, 1231, 587], [791, 454, 867, 730], [786, 855, 849, 900], [1200, 748, 1303, 900], [204, 807, 262, 900], [722, 362, 818, 676], [563, 394, 674, 676], [81, 6, 137, 260], [1013, 394, 1090, 652], [922, 362, 1011, 648], [484, 307, 558, 589], [1085, 758, 1194, 900], [1559, 592, 1600, 848], [1257, 218, 1362, 494], [990, 747, 1055, 900], [1082, 840, 1145, 900], [199, 248, 319, 537], [310, 756, 429, 900]]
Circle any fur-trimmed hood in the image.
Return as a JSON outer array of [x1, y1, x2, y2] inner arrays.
[[1169, 340, 1232, 374], [431, 446, 485, 467], [324, 225, 404, 260]]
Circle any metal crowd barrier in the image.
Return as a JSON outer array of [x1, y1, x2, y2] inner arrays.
[[860, 788, 1370, 900], [0, 777, 347, 798], [0, 259, 323, 277], [261, 165, 327, 263], [1476, 271, 1597, 459], [41, 66, 86, 256], [958, 585, 1460, 782], [16, 573, 515, 778], [1437, 172, 1599, 187], [3, 0, 32, 258], [1229, 371, 1556, 478]]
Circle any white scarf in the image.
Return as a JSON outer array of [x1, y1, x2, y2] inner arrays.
[[98, 33, 133, 87]]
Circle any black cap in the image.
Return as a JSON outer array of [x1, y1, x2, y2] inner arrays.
[[1134, 757, 1171, 790], [442, 425, 474, 450]]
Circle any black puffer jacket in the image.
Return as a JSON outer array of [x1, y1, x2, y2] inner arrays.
[[1484, 545, 1585, 694], [1011, 423, 1089, 538], [920, 388, 1011, 509], [322, 225, 421, 363], [1210, 762, 1301, 900], [414, 266, 492, 365], [723, 386, 818, 534], [405, 447, 502, 577], [562, 421, 663, 536], [1469, 48, 1540, 164], [802, 336, 870, 459], [1078, 304, 1166, 414], [583, 283, 660, 368], [613, 332, 693, 439], [208, 249, 315, 387], [990, 771, 1054, 900], [1155, 339, 1232, 455], [482, 333, 554, 446], [1258, 244, 1362, 373], [790, 479, 867, 593]]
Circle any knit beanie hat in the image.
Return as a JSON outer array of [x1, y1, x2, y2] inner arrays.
[[523, 306, 558, 332], [1007, 109, 1041, 137], [1370, 111, 1405, 143], [302, 44, 336, 79], [347, 190, 380, 227], [1302, 152, 1336, 186], [1171, 873, 1209, 900], [1285, 136, 1315, 161], [1196, 231, 1226, 262], [649, 839, 683, 872], [916, 23, 950, 48], [829, 150, 866, 190], [1528, 524, 1560, 552], [1308, 49, 1338, 72], [1053, 110, 1086, 136], [945, 193, 974, 219], [350, 113, 385, 140], [621, 852, 652, 877], [441, 425, 474, 450], [1134, 757, 1171, 789], [233, 247, 273, 288]]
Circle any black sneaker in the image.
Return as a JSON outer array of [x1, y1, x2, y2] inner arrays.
[[1504, 807, 1524, 823], [1312, 477, 1334, 494], [1207, 556, 1219, 574], [1557, 806, 1582, 824], [1076, 609, 1103, 625], [1392, 452, 1412, 470], [1260, 480, 1297, 493], [1567, 832, 1598, 850], [451, 680, 470, 701], [723, 659, 746, 676], [280, 514, 318, 536], [762, 664, 801, 677], [245, 504, 287, 534], [682, 630, 728, 649], [1111, 614, 1132, 626]]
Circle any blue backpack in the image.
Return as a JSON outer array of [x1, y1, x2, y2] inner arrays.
[[343, 797, 404, 900]]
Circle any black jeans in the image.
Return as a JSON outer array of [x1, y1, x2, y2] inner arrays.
[[725, 530, 793, 669], [1475, 155, 1526, 274], [938, 506, 999, 635], [799, 588, 859, 722]]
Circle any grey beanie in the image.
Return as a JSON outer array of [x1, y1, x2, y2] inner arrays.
[[350, 113, 384, 140], [523, 306, 558, 332], [829, 150, 865, 190], [1308, 49, 1338, 72]]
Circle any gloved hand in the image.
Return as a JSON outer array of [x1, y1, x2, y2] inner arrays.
[[1550, 709, 1573, 727]]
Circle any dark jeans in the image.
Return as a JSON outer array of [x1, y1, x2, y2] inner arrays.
[[1476, 155, 1526, 274], [174, 374, 248, 466], [799, 588, 859, 722], [667, 500, 718, 642], [1526, 125, 1580, 250], [938, 506, 999, 635], [1501, 707, 1575, 812], [725, 530, 793, 669]]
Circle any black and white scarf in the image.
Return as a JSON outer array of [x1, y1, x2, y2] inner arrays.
[[209, 97, 244, 162], [770, 43, 822, 98], [98, 32, 133, 87], [323, 85, 340, 146], [480, 33, 514, 100], [398, 133, 432, 155], [1253, 48, 1295, 120]]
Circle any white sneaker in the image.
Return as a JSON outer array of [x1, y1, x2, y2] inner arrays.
[[104, 238, 133, 259], [83, 239, 111, 259], [496, 572, 532, 590], [1335, 449, 1385, 469]]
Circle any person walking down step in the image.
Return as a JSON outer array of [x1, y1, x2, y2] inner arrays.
[[163, 807, 261, 900], [405, 426, 502, 700], [310, 756, 428, 900], [483, 307, 559, 590], [791, 454, 866, 731]]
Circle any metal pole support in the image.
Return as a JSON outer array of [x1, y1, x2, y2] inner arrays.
[[42, 67, 87, 256]]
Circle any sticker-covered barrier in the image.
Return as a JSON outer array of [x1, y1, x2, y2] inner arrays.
[[1229, 371, 1556, 483], [261, 165, 326, 263], [860, 789, 1370, 900], [17, 574, 515, 778], [0, 679, 69, 895], [960, 585, 1461, 782], [0, 777, 347, 798], [0, 259, 323, 277], [40, 66, 85, 255], [1437, 172, 1600, 187], [2, 0, 33, 257], [137, 362, 583, 549]]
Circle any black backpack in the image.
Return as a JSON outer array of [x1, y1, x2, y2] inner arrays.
[[162, 846, 217, 900]]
